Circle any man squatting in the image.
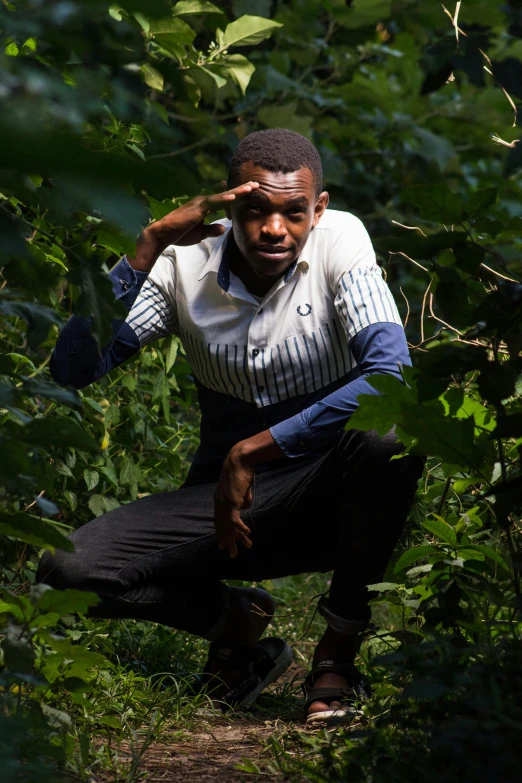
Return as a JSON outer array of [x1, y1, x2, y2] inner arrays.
[[38, 129, 424, 722]]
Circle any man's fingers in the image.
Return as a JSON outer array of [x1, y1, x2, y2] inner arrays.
[[202, 223, 226, 239], [205, 181, 259, 208]]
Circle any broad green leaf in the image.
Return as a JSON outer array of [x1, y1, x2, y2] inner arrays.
[[394, 545, 441, 574], [334, 0, 391, 30], [402, 184, 465, 224], [457, 543, 510, 572], [36, 588, 100, 615], [25, 417, 98, 451], [83, 469, 99, 491], [257, 102, 313, 138], [0, 513, 74, 552], [221, 15, 282, 49], [366, 582, 400, 592], [220, 54, 256, 95], [141, 64, 164, 91], [467, 187, 497, 218], [0, 352, 36, 376], [197, 65, 227, 89], [147, 16, 196, 43], [422, 516, 457, 546], [172, 0, 223, 15], [453, 477, 482, 495], [88, 494, 120, 518]]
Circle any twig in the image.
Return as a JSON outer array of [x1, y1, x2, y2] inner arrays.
[[428, 293, 463, 335], [399, 286, 410, 330], [389, 251, 430, 274], [480, 262, 519, 283], [413, 279, 432, 346], [480, 49, 518, 127], [391, 220, 427, 236]]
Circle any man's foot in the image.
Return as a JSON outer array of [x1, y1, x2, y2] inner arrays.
[[303, 660, 370, 723], [202, 586, 277, 707], [305, 625, 368, 720], [202, 637, 293, 712]]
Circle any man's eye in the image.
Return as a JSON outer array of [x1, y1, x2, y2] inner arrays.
[[289, 208, 305, 215], [247, 205, 262, 214]]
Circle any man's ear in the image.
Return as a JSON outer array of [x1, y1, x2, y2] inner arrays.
[[313, 191, 329, 227]]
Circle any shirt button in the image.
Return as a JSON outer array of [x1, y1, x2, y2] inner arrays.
[[258, 385, 265, 393], [252, 349, 259, 357], [258, 308, 263, 315]]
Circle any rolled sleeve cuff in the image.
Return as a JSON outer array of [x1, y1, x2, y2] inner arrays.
[[270, 413, 318, 459], [109, 256, 149, 310]]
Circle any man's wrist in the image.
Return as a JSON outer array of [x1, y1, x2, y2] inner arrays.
[[232, 430, 284, 467], [127, 224, 166, 273]]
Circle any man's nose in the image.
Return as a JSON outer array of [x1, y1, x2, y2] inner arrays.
[[261, 214, 286, 239]]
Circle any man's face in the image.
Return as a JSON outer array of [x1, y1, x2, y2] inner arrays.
[[229, 162, 328, 285]]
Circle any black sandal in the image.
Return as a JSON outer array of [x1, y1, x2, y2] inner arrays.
[[199, 636, 293, 712], [302, 659, 371, 723]]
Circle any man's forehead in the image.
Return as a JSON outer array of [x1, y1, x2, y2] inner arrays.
[[237, 162, 315, 198]]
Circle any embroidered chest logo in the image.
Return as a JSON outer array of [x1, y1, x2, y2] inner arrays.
[[297, 303, 312, 317]]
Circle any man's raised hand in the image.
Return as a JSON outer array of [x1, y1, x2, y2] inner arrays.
[[128, 181, 259, 273]]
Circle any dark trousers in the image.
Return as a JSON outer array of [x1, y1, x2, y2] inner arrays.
[[37, 430, 423, 639]]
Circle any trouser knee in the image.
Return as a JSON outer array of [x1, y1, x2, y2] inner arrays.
[[36, 548, 87, 591], [337, 428, 425, 486]]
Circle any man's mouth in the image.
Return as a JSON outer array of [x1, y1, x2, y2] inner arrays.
[[255, 245, 292, 260]]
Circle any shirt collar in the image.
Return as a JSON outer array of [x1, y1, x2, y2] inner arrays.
[[198, 222, 309, 292]]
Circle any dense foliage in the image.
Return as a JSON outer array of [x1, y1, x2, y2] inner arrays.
[[1, 0, 521, 780]]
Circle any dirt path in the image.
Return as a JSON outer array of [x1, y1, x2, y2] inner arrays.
[[135, 719, 287, 782]]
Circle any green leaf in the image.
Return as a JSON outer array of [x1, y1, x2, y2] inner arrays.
[[36, 587, 100, 615], [467, 187, 497, 218], [402, 184, 465, 224], [394, 545, 441, 574], [366, 582, 400, 592], [422, 516, 457, 546], [148, 16, 196, 43], [25, 417, 98, 451], [453, 477, 482, 495], [0, 352, 36, 376], [172, 0, 223, 15], [141, 64, 164, 91], [220, 54, 255, 95], [257, 102, 313, 138], [0, 513, 74, 552], [88, 494, 120, 518], [456, 543, 510, 572], [83, 469, 99, 491], [221, 15, 282, 49], [334, 0, 391, 30], [164, 335, 179, 373]]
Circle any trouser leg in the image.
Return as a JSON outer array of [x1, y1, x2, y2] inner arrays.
[[36, 481, 257, 640], [322, 429, 424, 627]]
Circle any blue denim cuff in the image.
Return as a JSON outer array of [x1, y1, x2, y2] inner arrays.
[[269, 412, 317, 458], [109, 256, 148, 311]]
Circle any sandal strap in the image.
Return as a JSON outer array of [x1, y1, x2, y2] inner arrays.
[[303, 659, 361, 690]]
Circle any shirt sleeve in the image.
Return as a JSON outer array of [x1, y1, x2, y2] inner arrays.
[[269, 321, 410, 458], [50, 254, 178, 388]]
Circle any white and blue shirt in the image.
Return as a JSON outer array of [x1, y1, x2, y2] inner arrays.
[[51, 209, 409, 482]]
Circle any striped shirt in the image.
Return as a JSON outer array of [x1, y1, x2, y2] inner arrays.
[[128, 209, 401, 403], [50, 209, 409, 480]]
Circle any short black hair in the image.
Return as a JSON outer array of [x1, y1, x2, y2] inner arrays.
[[228, 128, 323, 196]]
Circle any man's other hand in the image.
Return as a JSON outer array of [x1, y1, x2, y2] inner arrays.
[[128, 181, 259, 273], [214, 430, 284, 558]]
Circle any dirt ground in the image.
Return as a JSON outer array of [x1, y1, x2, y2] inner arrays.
[[134, 719, 287, 782]]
